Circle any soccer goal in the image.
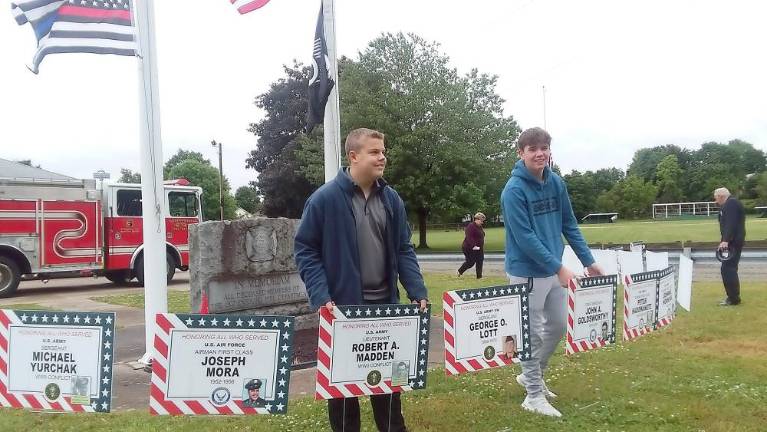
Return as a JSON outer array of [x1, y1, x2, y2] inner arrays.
[[652, 202, 718, 219]]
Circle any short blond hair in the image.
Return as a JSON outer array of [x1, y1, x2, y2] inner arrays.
[[345, 128, 385, 155], [474, 212, 486, 221]]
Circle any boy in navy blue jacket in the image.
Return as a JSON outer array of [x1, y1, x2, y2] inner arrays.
[[501, 127, 603, 418], [295, 128, 427, 432]]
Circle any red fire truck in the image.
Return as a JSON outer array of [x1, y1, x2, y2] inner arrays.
[[0, 176, 202, 297]]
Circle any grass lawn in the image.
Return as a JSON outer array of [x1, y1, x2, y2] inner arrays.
[[5, 277, 765, 431], [90, 274, 508, 316], [417, 217, 767, 252], [90, 291, 191, 314]]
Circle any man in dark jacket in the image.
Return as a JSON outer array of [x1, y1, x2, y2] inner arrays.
[[714, 187, 746, 306], [295, 127, 428, 432]]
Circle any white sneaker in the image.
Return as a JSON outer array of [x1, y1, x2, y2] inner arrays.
[[516, 374, 557, 399], [521, 395, 562, 418]]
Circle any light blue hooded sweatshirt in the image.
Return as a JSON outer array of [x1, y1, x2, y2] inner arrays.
[[501, 159, 595, 277]]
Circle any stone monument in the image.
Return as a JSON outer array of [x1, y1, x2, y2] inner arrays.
[[189, 217, 317, 365]]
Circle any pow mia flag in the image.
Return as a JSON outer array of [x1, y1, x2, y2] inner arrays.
[[306, 3, 335, 132]]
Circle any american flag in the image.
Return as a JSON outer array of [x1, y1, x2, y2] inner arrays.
[[12, 0, 137, 73], [230, 0, 271, 15]]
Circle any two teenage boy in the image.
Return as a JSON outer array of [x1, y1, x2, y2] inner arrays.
[[295, 126, 599, 430]]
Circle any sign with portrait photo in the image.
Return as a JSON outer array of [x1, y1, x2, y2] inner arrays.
[[443, 284, 531, 375], [315, 304, 430, 399], [656, 266, 676, 328], [150, 313, 294, 415], [0, 309, 115, 413], [623, 271, 659, 341], [565, 276, 618, 355]]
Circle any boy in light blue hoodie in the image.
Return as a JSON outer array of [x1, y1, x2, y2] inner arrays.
[[501, 127, 603, 418]]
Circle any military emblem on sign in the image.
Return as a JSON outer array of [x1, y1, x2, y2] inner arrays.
[[211, 387, 231, 406], [483, 345, 495, 360], [44, 383, 60, 401], [366, 370, 382, 386]]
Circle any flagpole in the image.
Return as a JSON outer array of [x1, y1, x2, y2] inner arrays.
[[322, 0, 341, 183], [132, 0, 168, 365]]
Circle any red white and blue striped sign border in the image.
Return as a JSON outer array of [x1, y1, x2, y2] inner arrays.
[[443, 284, 531, 375], [315, 304, 431, 399], [150, 313, 294, 416], [0, 309, 115, 413], [565, 276, 618, 355]]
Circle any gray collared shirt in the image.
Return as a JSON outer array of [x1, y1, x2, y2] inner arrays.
[[346, 170, 389, 301]]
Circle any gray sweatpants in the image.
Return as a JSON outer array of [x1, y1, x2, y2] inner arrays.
[[509, 274, 567, 398]]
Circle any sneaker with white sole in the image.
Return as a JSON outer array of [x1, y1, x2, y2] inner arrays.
[[521, 395, 562, 417], [516, 374, 557, 399]]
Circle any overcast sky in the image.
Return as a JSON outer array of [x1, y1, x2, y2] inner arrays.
[[2, 0, 765, 190]]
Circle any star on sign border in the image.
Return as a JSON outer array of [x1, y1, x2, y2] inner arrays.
[[172, 313, 296, 415], [334, 304, 432, 391], [13, 310, 116, 413]]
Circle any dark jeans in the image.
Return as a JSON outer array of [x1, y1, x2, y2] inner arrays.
[[328, 393, 406, 432], [327, 298, 408, 432], [458, 249, 484, 278], [721, 244, 742, 303]]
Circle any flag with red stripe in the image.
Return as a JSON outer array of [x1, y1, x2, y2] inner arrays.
[[230, 0, 271, 14], [11, 0, 137, 73]]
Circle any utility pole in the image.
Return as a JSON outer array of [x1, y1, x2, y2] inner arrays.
[[211, 140, 224, 220], [542, 85, 547, 130]]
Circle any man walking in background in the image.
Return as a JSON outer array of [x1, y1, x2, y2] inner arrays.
[[714, 187, 746, 306]]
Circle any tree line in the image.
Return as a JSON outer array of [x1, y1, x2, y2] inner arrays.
[[116, 32, 766, 245], [566, 141, 767, 220], [118, 150, 260, 221], [246, 31, 766, 247]]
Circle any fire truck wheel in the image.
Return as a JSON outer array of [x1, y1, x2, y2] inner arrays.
[[166, 253, 176, 283], [104, 270, 130, 285], [0, 256, 21, 298], [135, 253, 176, 286]]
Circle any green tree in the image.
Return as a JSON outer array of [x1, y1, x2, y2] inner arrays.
[[235, 185, 261, 214], [168, 159, 236, 221], [628, 145, 692, 183], [755, 172, 767, 203], [118, 168, 141, 183], [246, 62, 318, 218], [684, 141, 756, 200], [655, 155, 684, 203], [726, 139, 767, 175], [596, 175, 657, 219], [337, 33, 520, 247], [164, 150, 209, 179], [564, 168, 625, 220]]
